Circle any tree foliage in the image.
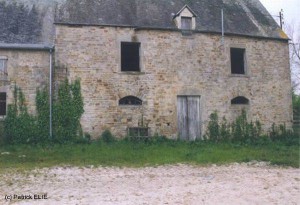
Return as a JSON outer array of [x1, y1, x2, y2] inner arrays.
[[293, 92, 300, 121], [0, 2, 41, 43]]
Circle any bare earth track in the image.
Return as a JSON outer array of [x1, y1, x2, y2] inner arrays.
[[0, 163, 299, 205]]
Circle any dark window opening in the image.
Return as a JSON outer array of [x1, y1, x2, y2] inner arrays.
[[231, 96, 249, 105], [181, 17, 192, 30], [121, 42, 140, 72], [231, 48, 245, 74], [119, 96, 142, 106], [0, 92, 6, 116], [128, 127, 149, 137]]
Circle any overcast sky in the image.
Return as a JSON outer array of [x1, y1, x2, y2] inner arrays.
[[260, 0, 300, 32]]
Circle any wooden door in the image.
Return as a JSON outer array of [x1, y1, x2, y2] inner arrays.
[[177, 96, 201, 141]]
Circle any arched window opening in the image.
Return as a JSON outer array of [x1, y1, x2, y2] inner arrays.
[[119, 96, 142, 106], [231, 96, 249, 105]]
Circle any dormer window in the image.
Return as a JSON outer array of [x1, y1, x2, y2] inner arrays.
[[173, 5, 197, 33], [181, 17, 192, 30]]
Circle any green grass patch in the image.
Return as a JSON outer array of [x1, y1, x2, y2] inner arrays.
[[0, 140, 299, 172]]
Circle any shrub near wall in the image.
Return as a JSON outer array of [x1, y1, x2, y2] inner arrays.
[[52, 79, 84, 142], [4, 85, 40, 144], [205, 110, 298, 145], [4, 79, 84, 144]]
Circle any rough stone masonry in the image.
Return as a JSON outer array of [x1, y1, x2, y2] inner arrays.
[[55, 25, 292, 138]]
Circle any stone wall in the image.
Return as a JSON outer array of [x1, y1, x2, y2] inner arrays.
[[0, 49, 50, 115], [55, 25, 293, 138]]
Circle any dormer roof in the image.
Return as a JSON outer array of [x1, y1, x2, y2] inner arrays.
[[173, 4, 197, 19]]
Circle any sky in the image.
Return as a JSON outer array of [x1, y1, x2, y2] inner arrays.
[[260, 0, 300, 36]]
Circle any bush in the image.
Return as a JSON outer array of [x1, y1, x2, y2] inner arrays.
[[4, 85, 42, 144], [52, 79, 84, 143], [101, 130, 116, 143], [206, 111, 220, 142], [205, 110, 298, 145], [269, 123, 299, 145]]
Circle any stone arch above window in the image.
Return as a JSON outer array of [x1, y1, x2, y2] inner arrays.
[[231, 96, 249, 105], [119, 96, 142, 106]]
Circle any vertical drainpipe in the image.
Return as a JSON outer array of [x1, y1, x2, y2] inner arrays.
[[221, 9, 224, 45], [49, 47, 53, 139]]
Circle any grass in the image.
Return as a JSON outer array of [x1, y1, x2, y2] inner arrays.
[[0, 139, 299, 173]]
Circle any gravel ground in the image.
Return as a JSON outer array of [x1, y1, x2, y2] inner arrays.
[[0, 162, 299, 205]]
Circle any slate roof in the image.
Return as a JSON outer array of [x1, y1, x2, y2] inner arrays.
[[0, 0, 288, 44]]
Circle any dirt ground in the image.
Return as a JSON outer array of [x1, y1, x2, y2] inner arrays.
[[0, 162, 299, 205]]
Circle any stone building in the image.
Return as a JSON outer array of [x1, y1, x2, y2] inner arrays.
[[0, 0, 293, 140]]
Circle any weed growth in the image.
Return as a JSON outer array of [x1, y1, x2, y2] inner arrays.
[[205, 110, 299, 145]]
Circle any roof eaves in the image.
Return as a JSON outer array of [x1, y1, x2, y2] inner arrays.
[[195, 30, 289, 42], [135, 28, 289, 42], [54, 22, 137, 28], [54, 22, 289, 42], [0, 43, 54, 51]]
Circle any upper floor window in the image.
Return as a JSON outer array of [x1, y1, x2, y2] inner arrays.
[[119, 96, 142, 106], [121, 42, 140, 72], [0, 92, 6, 116], [0, 57, 8, 80], [231, 48, 246, 74], [231, 96, 249, 105]]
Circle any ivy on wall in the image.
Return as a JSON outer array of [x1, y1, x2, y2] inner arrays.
[[4, 78, 84, 144], [53, 79, 84, 142], [4, 85, 39, 143]]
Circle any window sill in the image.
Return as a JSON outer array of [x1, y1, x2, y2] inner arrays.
[[229, 74, 250, 78], [181, 30, 194, 38], [119, 71, 146, 75], [119, 105, 142, 108]]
